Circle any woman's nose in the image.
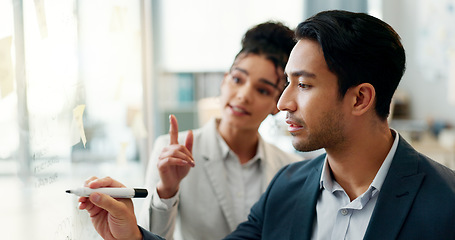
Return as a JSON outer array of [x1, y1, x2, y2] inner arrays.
[[236, 84, 253, 102]]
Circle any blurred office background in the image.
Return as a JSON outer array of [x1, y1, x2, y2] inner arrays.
[[0, 0, 454, 239]]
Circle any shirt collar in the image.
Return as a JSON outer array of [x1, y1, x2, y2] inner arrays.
[[320, 158, 333, 191], [319, 129, 400, 194], [214, 128, 231, 160], [369, 128, 399, 193]]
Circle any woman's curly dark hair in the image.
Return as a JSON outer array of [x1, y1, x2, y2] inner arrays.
[[232, 21, 296, 92]]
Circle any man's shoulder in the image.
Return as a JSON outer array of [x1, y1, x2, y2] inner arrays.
[[392, 137, 455, 198], [396, 136, 455, 185], [417, 153, 455, 190]]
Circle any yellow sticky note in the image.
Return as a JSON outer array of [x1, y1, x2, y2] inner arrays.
[[33, 0, 48, 38], [71, 104, 87, 148], [117, 142, 129, 165], [0, 36, 14, 98], [131, 111, 148, 139]]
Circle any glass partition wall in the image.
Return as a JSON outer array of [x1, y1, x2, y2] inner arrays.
[[1, 1, 151, 239]]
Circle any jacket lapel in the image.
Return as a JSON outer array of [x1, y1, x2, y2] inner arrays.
[[199, 119, 238, 231], [203, 156, 238, 231], [260, 139, 283, 192], [289, 156, 325, 240], [364, 136, 425, 239]]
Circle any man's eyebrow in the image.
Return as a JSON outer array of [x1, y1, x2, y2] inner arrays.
[[285, 70, 317, 79]]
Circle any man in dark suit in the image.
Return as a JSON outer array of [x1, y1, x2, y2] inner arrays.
[[79, 10, 455, 240], [224, 10, 455, 240]]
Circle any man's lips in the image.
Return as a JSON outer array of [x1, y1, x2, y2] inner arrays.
[[285, 119, 304, 132]]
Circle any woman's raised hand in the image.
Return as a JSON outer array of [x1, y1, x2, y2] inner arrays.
[[156, 114, 194, 199]]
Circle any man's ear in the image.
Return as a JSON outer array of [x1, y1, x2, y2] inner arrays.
[[349, 83, 376, 116]]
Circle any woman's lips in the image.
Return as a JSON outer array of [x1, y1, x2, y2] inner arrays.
[[229, 105, 251, 115]]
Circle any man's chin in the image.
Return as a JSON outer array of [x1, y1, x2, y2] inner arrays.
[[292, 139, 319, 152]]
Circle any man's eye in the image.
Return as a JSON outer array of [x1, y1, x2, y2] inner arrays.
[[298, 83, 310, 89]]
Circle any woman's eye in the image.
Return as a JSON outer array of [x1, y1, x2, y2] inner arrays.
[[232, 77, 241, 83], [258, 88, 270, 96]]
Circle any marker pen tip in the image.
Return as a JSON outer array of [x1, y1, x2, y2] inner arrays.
[[65, 190, 71, 193]]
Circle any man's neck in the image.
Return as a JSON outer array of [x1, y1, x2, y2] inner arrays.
[[325, 125, 394, 201]]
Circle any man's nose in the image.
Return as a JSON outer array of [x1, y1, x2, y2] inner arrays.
[[277, 84, 295, 112]]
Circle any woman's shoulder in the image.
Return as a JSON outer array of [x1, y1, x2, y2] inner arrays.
[[261, 140, 302, 163]]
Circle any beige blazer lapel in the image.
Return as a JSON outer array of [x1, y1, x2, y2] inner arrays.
[[203, 156, 238, 231], [260, 133, 305, 193], [259, 139, 292, 192], [199, 119, 238, 232]]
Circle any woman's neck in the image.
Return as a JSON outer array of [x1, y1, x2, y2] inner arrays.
[[217, 119, 259, 164]]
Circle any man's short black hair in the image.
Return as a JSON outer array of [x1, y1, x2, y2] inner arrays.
[[296, 10, 406, 120]]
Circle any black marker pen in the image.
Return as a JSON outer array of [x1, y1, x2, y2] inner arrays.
[[66, 187, 148, 198]]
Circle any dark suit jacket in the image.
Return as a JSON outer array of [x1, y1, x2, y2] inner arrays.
[[140, 226, 165, 240], [224, 136, 455, 240]]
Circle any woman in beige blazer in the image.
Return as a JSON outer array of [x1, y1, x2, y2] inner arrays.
[[138, 21, 301, 240]]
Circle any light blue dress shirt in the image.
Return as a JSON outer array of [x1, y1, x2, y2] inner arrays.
[[217, 132, 263, 225], [311, 129, 399, 240]]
